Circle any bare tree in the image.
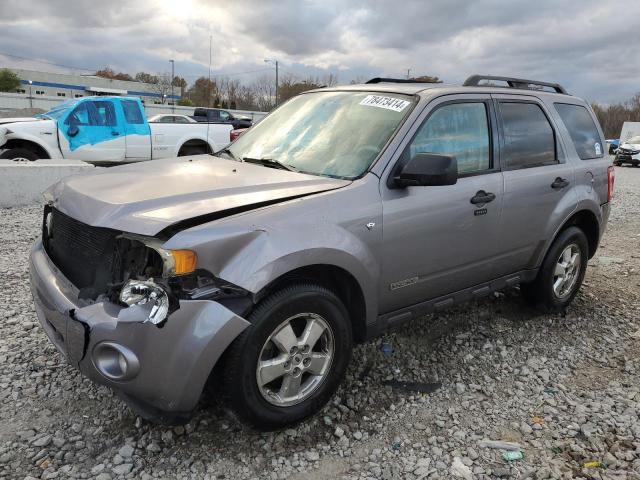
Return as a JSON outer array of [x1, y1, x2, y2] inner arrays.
[[592, 92, 640, 139], [150, 73, 173, 103], [251, 75, 276, 111]]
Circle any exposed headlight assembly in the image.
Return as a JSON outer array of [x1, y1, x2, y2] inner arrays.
[[119, 279, 169, 325]]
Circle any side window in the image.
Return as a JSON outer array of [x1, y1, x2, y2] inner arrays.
[[406, 102, 491, 174], [67, 101, 116, 127], [219, 110, 231, 121], [67, 103, 91, 125], [500, 102, 556, 169], [122, 100, 145, 124], [554, 103, 603, 160], [175, 117, 188, 123]]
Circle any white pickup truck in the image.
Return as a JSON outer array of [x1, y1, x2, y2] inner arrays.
[[0, 96, 233, 164]]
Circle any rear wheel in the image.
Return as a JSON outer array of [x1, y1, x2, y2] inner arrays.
[[221, 283, 352, 430], [178, 145, 208, 156], [0, 148, 40, 161], [522, 226, 588, 313]]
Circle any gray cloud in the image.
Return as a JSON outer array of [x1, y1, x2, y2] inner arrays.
[[0, 0, 638, 103]]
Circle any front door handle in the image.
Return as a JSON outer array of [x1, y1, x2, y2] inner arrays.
[[470, 190, 496, 205], [551, 177, 570, 189]]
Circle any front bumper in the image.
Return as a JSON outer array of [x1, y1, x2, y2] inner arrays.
[[29, 239, 250, 420]]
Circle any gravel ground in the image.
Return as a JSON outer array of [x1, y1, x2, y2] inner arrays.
[[0, 166, 639, 480]]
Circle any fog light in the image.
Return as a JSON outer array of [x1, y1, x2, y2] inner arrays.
[[119, 279, 169, 325], [93, 342, 140, 381]]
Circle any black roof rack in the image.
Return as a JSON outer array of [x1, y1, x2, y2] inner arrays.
[[463, 75, 568, 95], [366, 77, 426, 84]]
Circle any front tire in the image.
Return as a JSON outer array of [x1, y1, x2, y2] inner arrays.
[[0, 147, 40, 161], [522, 226, 589, 313], [221, 283, 353, 430]]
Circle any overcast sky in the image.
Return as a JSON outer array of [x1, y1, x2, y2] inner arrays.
[[1, 0, 638, 103]]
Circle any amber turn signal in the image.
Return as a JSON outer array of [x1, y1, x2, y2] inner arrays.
[[171, 249, 197, 275]]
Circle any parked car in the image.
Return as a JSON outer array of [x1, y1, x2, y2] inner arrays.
[[192, 107, 253, 129], [30, 75, 612, 430], [0, 96, 232, 163], [605, 139, 620, 154], [613, 135, 640, 166], [230, 127, 248, 141], [148, 114, 197, 124]]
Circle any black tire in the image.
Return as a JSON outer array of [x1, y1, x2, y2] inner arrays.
[[221, 283, 352, 430], [613, 161, 622, 166], [522, 226, 589, 313], [178, 146, 208, 156], [0, 147, 40, 161]]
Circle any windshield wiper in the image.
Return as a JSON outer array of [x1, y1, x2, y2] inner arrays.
[[215, 148, 238, 161], [242, 157, 298, 172]]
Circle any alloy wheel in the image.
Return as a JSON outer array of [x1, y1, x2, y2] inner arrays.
[[256, 313, 334, 407], [553, 243, 581, 299]]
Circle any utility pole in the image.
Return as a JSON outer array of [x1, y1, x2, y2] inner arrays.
[[169, 59, 175, 112], [28, 80, 33, 109], [264, 59, 279, 107], [406, 68, 411, 80], [208, 35, 212, 108]]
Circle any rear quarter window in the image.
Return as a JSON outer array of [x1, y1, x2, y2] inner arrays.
[[554, 103, 603, 160], [500, 102, 556, 169]]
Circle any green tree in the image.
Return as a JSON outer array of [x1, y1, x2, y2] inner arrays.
[[177, 97, 194, 106], [0, 69, 21, 92], [186, 77, 218, 107]]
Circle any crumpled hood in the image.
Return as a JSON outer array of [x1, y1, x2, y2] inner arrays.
[[46, 155, 350, 236]]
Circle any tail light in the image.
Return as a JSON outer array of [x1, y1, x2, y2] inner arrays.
[[230, 128, 247, 142], [607, 165, 615, 202]]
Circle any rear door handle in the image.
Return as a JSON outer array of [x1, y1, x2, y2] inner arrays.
[[470, 190, 496, 205], [551, 177, 570, 189]]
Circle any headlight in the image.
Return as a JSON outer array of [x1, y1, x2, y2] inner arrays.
[[119, 279, 169, 325]]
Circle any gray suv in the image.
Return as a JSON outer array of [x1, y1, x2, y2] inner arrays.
[[29, 75, 613, 430]]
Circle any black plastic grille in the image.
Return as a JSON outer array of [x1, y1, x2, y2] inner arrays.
[[43, 207, 117, 290]]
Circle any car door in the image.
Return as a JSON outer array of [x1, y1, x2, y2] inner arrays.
[[59, 99, 125, 162], [380, 95, 505, 313], [491, 94, 577, 276], [120, 99, 151, 159]]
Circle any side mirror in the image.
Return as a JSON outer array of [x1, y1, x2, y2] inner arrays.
[[67, 124, 79, 137], [394, 153, 458, 187]]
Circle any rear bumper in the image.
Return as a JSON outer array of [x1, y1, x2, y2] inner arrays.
[[29, 239, 250, 419]]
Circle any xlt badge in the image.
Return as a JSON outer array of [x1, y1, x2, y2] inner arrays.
[[390, 276, 419, 290]]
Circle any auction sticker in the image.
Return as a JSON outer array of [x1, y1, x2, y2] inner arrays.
[[360, 95, 410, 112]]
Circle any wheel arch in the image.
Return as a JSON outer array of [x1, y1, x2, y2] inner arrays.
[[555, 209, 600, 259], [176, 137, 213, 156], [255, 264, 369, 343], [2, 139, 52, 159]]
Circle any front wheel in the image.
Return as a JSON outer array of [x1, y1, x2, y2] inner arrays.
[[221, 283, 353, 430], [0, 148, 40, 161], [522, 226, 589, 313]]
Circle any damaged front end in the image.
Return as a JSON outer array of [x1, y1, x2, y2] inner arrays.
[[31, 205, 253, 419], [42, 205, 252, 326]]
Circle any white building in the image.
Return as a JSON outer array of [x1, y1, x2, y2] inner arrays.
[[10, 68, 180, 105]]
